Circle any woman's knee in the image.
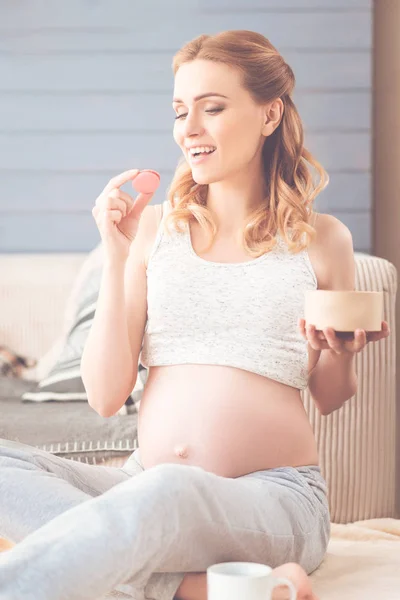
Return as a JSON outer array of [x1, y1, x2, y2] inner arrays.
[[141, 462, 206, 498], [298, 521, 330, 574]]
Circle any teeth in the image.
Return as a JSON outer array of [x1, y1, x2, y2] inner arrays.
[[189, 146, 216, 155]]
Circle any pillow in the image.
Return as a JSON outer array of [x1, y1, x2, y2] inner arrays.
[[34, 244, 104, 382], [22, 243, 148, 413], [0, 378, 138, 464]]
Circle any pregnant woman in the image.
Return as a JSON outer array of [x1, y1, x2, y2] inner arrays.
[[0, 30, 389, 600]]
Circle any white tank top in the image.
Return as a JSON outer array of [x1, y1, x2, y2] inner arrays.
[[140, 200, 317, 390]]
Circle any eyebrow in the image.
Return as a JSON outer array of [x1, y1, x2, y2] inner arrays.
[[172, 93, 229, 105]]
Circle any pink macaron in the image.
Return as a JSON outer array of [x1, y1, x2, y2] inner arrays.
[[132, 169, 161, 195]]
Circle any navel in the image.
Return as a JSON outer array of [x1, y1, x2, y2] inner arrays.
[[174, 444, 189, 459]]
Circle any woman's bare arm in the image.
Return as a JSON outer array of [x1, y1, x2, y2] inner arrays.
[[306, 214, 358, 415], [81, 206, 154, 417]]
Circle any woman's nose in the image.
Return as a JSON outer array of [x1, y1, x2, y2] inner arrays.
[[182, 112, 204, 137]]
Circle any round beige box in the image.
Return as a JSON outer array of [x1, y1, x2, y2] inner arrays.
[[304, 290, 383, 332]]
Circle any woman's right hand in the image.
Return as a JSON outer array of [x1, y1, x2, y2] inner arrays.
[[92, 169, 156, 263]]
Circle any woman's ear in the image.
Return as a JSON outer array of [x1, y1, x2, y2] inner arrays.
[[262, 98, 284, 137]]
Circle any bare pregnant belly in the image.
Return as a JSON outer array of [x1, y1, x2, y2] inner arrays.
[[137, 365, 319, 477]]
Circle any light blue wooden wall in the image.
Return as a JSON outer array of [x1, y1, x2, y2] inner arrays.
[[0, 0, 372, 253]]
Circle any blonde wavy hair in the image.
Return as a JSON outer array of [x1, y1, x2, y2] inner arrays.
[[164, 30, 329, 256]]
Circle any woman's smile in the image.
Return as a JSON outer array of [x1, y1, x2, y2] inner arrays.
[[188, 147, 217, 165]]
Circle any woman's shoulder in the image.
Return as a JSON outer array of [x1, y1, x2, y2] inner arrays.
[[312, 212, 352, 244], [307, 212, 355, 289]]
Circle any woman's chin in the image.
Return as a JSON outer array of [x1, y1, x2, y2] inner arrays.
[[191, 170, 220, 185]]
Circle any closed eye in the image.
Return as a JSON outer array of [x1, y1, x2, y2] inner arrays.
[[174, 108, 224, 120]]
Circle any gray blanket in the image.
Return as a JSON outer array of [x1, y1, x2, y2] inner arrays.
[[0, 378, 138, 463]]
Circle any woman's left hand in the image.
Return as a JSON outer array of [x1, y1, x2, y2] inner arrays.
[[298, 319, 390, 355]]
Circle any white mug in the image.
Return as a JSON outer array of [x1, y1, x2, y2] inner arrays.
[[207, 561, 297, 599]]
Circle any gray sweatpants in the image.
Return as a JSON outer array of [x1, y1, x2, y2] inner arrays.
[[0, 437, 330, 600]]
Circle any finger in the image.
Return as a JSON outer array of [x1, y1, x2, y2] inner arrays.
[[308, 325, 326, 341], [119, 190, 136, 214], [131, 189, 156, 217], [97, 190, 134, 216], [323, 328, 343, 354], [366, 323, 390, 342], [298, 318, 307, 339], [104, 169, 140, 193], [299, 318, 322, 338], [352, 329, 367, 352], [104, 196, 128, 218], [307, 324, 325, 350], [379, 321, 391, 337], [103, 208, 123, 225], [108, 188, 135, 212]]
